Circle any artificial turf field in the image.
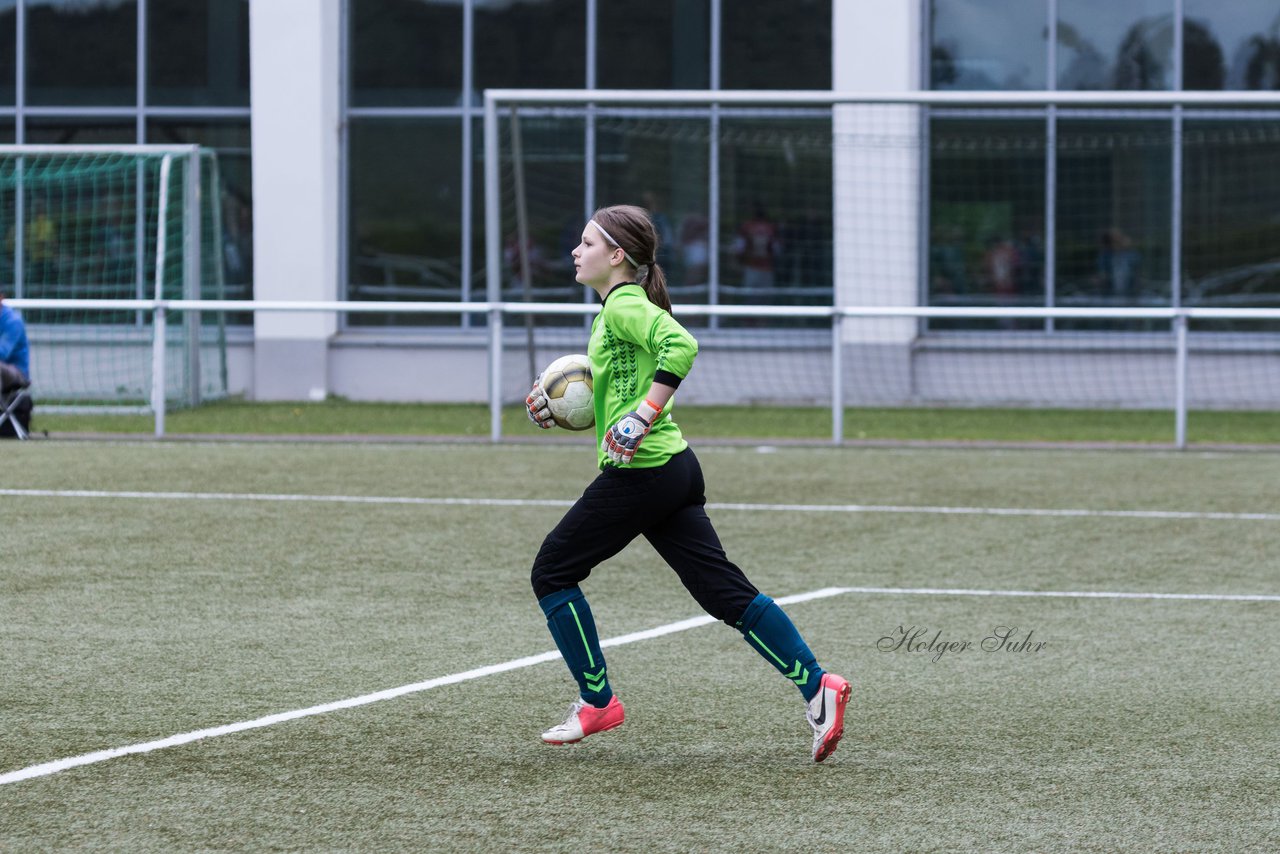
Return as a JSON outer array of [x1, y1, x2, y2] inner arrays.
[[1, 440, 1277, 852]]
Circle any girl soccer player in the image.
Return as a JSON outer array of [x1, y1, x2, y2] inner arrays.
[[525, 204, 851, 762]]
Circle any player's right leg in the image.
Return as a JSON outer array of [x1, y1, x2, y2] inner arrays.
[[535, 585, 621, 742], [651, 513, 854, 761], [530, 464, 691, 744], [643, 448, 853, 762]]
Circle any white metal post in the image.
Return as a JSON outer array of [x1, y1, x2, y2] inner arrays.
[[13, 156, 24, 299], [708, 2, 721, 328], [484, 94, 504, 442], [183, 147, 203, 407], [151, 305, 168, 438], [831, 311, 844, 444], [458, 0, 474, 324], [1174, 313, 1188, 449], [489, 308, 504, 443], [1044, 105, 1057, 333], [152, 154, 174, 437], [207, 155, 230, 393]]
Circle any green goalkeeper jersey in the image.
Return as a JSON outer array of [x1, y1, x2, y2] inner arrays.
[[589, 283, 698, 470]]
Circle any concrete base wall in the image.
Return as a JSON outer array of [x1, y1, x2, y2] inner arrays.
[[252, 338, 332, 401], [313, 336, 1280, 410], [29, 333, 1280, 411]]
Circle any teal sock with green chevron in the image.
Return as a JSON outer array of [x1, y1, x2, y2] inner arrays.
[[736, 593, 825, 702], [539, 587, 613, 708]]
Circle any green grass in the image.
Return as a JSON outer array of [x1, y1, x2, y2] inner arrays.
[[1, 443, 1277, 851], [30, 398, 1280, 444]]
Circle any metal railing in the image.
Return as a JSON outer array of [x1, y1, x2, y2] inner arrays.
[[9, 297, 1279, 447]]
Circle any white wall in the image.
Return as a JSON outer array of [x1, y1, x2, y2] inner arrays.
[[249, 0, 342, 400], [832, 0, 923, 346]]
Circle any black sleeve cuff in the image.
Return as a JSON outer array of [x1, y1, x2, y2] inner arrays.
[[654, 369, 684, 389]]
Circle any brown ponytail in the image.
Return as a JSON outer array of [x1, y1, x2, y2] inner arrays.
[[639, 262, 671, 314], [590, 204, 672, 314]]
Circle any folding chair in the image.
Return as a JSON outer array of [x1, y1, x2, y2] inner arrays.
[[0, 364, 31, 440]]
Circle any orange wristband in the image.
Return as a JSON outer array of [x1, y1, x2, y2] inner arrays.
[[643, 398, 663, 415]]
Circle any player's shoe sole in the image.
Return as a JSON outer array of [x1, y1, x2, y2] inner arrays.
[[542, 717, 624, 745]]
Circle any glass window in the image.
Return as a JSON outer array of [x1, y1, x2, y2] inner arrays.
[[0, 121, 11, 289], [1057, 0, 1175, 90], [348, 118, 463, 324], [24, 118, 135, 145], [490, 111, 584, 317], [1183, 119, 1280, 308], [1, 1, 15, 105], [475, 0, 585, 95], [10, 120, 135, 303], [593, 114, 711, 300], [469, 114, 588, 328], [467, 117, 487, 314], [1184, 2, 1280, 90], [26, 0, 138, 106], [722, 0, 830, 89], [148, 0, 249, 107], [349, 0, 462, 108], [930, 0, 1047, 90], [928, 118, 1046, 314], [598, 0, 709, 89], [1055, 118, 1171, 309], [718, 116, 832, 313], [0, 119, 12, 292], [147, 120, 253, 303]]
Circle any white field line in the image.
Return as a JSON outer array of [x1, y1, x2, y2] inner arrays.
[[0, 488, 573, 509], [4, 583, 1277, 788], [2, 488, 1278, 522], [709, 501, 1280, 522], [840, 586, 1280, 603], [0, 587, 846, 788]]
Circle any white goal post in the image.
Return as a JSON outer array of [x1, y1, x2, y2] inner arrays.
[[0, 144, 230, 417], [481, 88, 1280, 446]]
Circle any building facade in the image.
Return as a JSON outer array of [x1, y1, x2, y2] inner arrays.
[[3, 1, 1277, 404]]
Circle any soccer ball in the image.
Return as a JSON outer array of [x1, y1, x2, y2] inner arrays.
[[541, 354, 594, 431]]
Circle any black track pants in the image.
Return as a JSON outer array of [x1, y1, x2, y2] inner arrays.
[[530, 447, 760, 625]]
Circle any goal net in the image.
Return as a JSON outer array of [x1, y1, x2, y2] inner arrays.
[[0, 145, 229, 413], [483, 91, 1280, 438]]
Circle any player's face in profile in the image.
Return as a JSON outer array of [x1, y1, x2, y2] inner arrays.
[[572, 226, 618, 288]]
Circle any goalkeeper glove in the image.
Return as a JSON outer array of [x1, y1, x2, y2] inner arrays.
[[526, 379, 555, 429], [602, 399, 662, 465]]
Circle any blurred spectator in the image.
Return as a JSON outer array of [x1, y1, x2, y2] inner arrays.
[[504, 230, 551, 296], [5, 198, 61, 288], [1097, 228, 1140, 301], [982, 235, 1018, 300], [732, 204, 782, 295], [930, 224, 969, 297], [678, 213, 710, 288], [222, 193, 254, 288], [1014, 222, 1044, 295], [0, 292, 33, 438]]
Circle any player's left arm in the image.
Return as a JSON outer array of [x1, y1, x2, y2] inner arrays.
[[602, 381, 676, 465]]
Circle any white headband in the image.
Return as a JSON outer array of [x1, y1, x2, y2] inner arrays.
[[590, 219, 643, 269]]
